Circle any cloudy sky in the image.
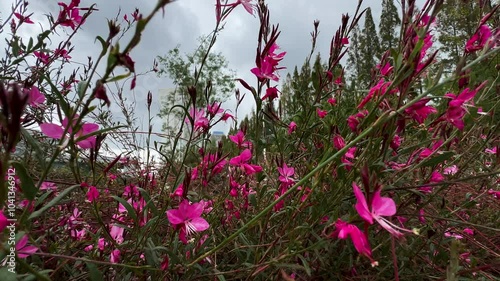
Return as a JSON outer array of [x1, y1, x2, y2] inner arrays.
[[2, 0, 425, 158]]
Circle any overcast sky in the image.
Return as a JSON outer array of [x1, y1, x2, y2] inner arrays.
[[3, 0, 425, 158]]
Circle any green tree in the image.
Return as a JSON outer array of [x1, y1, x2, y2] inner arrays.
[[359, 8, 380, 87], [157, 36, 236, 112], [346, 25, 363, 86], [379, 0, 401, 53]]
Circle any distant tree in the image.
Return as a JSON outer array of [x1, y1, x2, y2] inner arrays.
[[346, 25, 363, 86], [379, 0, 401, 54], [359, 8, 381, 87], [156, 36, 236, 152], [157, 36, 236, 112]]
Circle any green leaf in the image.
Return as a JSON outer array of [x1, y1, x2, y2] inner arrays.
[[77, 81, 89, 99], [297, 254, 311, 276], [106, 72, 132, 83], [10, 162, 37, 200], [20, 127, 46, 167], [421, 151, 454, 167], [0, 267, 17, 281], [86, 262, 104, 281], [111, 195, 138, 223], [29, 185, 79, 220], [95, 36, 108, 56]]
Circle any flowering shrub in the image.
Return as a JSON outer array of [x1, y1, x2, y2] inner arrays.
[[0, 0, 499, 280]]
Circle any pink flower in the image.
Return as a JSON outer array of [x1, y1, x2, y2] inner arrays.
[[34, 51, 50, 65], [278, 163, 295, 187], [443, 165, 458, 175], [220, 0, 254, 15], [251, 43, 286, 81], [262, 86, 279, 101], [0, 211, 8, 232], [110, 218, 124, 244], [357, 79, 391, 109], [332, 219, 376, 266], [207, 102, 223, 117], [57, 0, 84, 30], [40, 181, 57, 191], [14, 13, 34, 24], [40, 115, 99, 149], [353, 183, 411, 238], [110, 249, 121, 263], [166, 200, 210, 244], [229, 149, 262, 175], [465, 25, 492, 53], [287, 121, 297, 135], [327, 97, 337, 106], [377, 62, 393, 76], [186, 108, 209, 132], [333, 135, 345, 150], [229, 131, 252, 149], [405, 98, 437, 124], [347, 110, 368, 132], [86, 186, 99, 202], [341, 37, 349, 45], [485, 147, 497, 154], [316, 108, 327, 118], [445, 82, 486, 130], [16, 235, 38, 258], [251, 59, 280, 81], [54, 48, 72, 61], [25, 86, 45, 108]]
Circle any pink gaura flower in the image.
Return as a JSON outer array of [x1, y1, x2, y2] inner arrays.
[[40, 115, 99, 149], [220, 0, 254, 15], [34, 51, 50, 65], [287, 121, 297, 135], [40, 181, 57, 191], [327, 97, 337, 106], [167, 200, 210, 244], [353, 183, 412, 238], [54, 48, 72, 61], [357, 79, 391, 109], [332, 219, 377, 266], [14, 13, 34, 24], [251, 43, 286, 81], [262, 86, 279, 101], [465, 25, 492, 53], [347, 110, 368, 132], [16, 235, 38, 258], [206, 102, 223, 117], [24, 86, 45, 108], [377, 62, 393, 76], [57, 0, 84, 30], [485, 146, 497, 154], [251, 59, 280, 81], [86, 186, 99, 202], [341, 37, 349, 45], [229, 149, 262, 175], [443, 165, 458, 175], [278, 163, 295, 187], [0, 211, 8, 232], [229, 131, 252, 149], [445, 82, 486, 130], [110, 249, 121, 263], [405, 98, 437, 124], [316, 108, 327, 119], [186, 107, 209, 132]]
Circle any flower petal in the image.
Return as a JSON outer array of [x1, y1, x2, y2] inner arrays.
[[371, 190, 396, 217], [40, 123, 64, 139], [353, 183, 373, 224], [166, 209, 184, 225], [190, 217, 209, 232]]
